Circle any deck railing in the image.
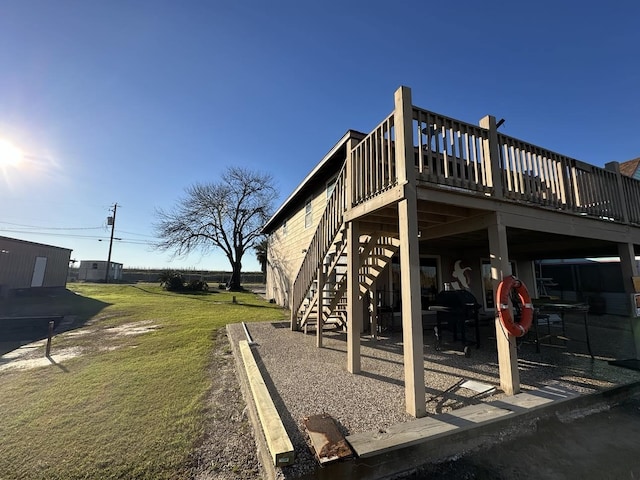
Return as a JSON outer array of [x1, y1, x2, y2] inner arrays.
[[569, 161, 626, 221], [622, 174, 640, 224], [412, 106, 640, 224], [496, 133, 627, 220], [350, 113, 397, 206], [413, 107, 492, 193], [497, 133, 571, 208]]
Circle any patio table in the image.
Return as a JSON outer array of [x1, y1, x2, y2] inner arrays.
[[532, 302, 593, 359]]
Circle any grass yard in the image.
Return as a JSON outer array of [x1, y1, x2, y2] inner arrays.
[[0, 283, 287, 480]]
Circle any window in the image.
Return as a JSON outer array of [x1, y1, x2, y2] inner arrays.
[[391, 255, 440, 309], [304, 199, 313, 228], [326, 177, 337, 200], [481, 259, 516, 310], [92, 263, 98, 269]]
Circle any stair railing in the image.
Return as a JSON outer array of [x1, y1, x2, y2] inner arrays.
[[290, 163, 347, 327]]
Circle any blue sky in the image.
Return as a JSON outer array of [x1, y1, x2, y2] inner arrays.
[[0, 1, 638, 272]]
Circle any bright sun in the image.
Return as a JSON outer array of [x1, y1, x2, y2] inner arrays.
[[0, 139, 23, 167]]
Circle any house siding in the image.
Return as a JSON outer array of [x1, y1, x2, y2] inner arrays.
[[266, 184, 330, 306]]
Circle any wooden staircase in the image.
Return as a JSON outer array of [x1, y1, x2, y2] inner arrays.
[[296, 228, 400, 333], [290, 112, 400, 332]]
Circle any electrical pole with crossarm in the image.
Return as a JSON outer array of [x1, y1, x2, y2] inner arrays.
[[105, 203, 118, 283]]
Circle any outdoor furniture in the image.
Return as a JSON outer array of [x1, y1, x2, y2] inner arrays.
[[526, 302, 593, 358], [429, 289, 481, 356]]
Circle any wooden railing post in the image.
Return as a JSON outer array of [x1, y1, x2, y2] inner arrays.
[[395, 86, 414, 185], [316, 262, 326, 348], [605, 161, 630, 224], [394, 86, 426, 418], [346, 137, 358, 213], [479, 115, 503, 199]]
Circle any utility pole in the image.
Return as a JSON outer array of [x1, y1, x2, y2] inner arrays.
[[105, 203, 118, 283]]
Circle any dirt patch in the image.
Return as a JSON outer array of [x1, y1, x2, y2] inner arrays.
[[0, 321, 160, 373], [189, 329, 263, 479], [107, 321, 159, 336], [0, 344, 83, 372]]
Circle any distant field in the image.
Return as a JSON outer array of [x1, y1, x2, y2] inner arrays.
[[68, 268, 265, 285], [0, 283, 286, 480]]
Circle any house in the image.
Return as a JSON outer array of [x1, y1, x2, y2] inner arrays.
[[0, 236, 72, 295], [77, 260, 123, 282], [262, 86, 640, 417], [620, 157, 640, 180]]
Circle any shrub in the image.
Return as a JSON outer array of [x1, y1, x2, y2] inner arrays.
[[163, 273, 186, 292], [186, 280, 209, 292]]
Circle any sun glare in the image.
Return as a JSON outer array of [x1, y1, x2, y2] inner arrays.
[[0, 139, 23, 167]]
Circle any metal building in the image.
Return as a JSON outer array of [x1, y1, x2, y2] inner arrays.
[[77, 260, 123, 282], [0, 236, 72, 294]]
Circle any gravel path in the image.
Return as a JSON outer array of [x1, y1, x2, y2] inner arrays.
[[191, 329, 263, 480], [227, 317, 640, 479]]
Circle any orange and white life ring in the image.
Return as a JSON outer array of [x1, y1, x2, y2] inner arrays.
[[497, 275, 533, 337]]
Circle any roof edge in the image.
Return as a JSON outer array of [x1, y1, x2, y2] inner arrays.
[[262, 129, 365, 234]]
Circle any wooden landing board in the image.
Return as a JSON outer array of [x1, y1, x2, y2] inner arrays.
[[239, 340, 295, 467], [347, 384, 581, 459], [347, 403, 512, 458], [486, 386, 577, 413], [303, 414, 353, 464]]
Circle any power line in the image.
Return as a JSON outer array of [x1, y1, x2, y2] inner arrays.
[[0, 229, 110, 240], [117, 229, 157, 238], [0, 221, 104, 231], [0, 228, 155, 245]]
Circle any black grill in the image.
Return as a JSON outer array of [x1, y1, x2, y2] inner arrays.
[[430, 289, 481, 349]]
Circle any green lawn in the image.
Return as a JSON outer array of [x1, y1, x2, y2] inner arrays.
[[0, 283, 287, 480]]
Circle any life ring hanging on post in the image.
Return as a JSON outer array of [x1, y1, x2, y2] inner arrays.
[[497, 275, 533, 337]]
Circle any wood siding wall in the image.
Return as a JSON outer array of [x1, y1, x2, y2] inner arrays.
[[266, 183, 333, 306]]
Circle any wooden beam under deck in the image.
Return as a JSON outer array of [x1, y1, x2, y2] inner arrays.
[[416, 184, 640, 245]]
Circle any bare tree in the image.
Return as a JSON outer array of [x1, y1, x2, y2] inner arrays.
[[154, 167, 277, 291]]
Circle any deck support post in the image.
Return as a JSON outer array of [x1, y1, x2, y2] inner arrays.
[[370, 288, 378, 340], [317, 262, 326, 348], [395, 86, 427, 418], [347, 220, 362, 373], [488, 212, 520, 395]]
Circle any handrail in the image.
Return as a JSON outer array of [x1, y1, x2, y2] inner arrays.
[[290, 163, 347, 325], [291, 114, 397, 324], [350, 113, 397, 206]]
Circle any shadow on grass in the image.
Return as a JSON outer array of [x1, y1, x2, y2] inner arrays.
[[46, 355, 70, 373], [0, 288, 111, 356]]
